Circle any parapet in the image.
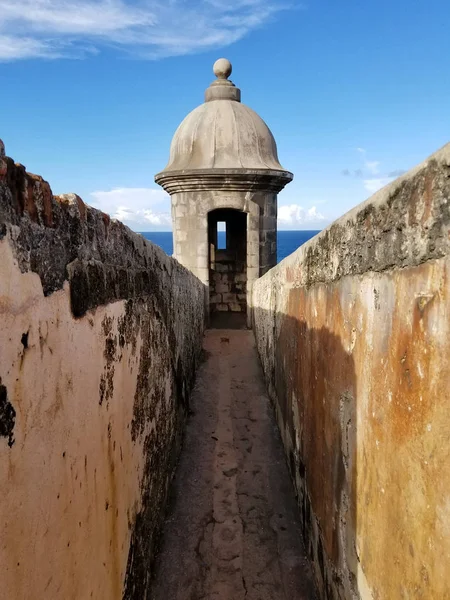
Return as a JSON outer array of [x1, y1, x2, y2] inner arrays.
[[0, 139, 201, 317], [0, 139, 205, 599]]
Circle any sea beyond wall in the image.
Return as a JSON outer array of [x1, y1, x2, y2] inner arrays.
[[0, 141, 205, 599], [253, 143, 450, 600]]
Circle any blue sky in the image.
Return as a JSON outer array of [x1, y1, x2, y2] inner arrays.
[[1, 0, 449, 231]]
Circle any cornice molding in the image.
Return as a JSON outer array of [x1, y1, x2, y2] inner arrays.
[[154, 168, 293, 195]]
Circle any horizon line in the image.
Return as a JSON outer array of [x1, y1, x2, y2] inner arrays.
[[137, 229, 324, 233]]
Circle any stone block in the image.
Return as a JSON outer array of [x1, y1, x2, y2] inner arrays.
[[197, 242, 208, 257], [248, 241, 259, 255], [215, 283, 229, 294], [262, 216, 276, 230], [247, 267, 259, 281], [266, 200, 277, 217], [248, 225, 259, 240], [210, 294, 222, 303], [222, 293, 237, 303], [248, 255, 259, 269], [229, 303, 243, 312], [216, 303, 229, 312], [249, 214, 259, 229], [198, 216, 208, 229], [197, 256, 208, 269], [174, 193, 187, 205], [216, 263, 228, 273], [197, 267, 209, 285]]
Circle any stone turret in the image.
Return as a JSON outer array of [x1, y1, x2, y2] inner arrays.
[[155, 59, 292, 326]]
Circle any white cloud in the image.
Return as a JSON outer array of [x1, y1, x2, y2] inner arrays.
[[0, 0, 287, 61], [365, 160, 380, 175], [0, 34, 61, 60], [278, 204, 326, 229], [363, 178, 393, 194], [354, 148, 380, 174], [349, 148, 405, 195], [90, 187, 171, 230], [89, 189, 327, 231]]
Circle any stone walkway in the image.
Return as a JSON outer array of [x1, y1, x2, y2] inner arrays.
[[151, 330, 317, 600]]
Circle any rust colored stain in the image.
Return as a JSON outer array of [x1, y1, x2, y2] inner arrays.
[[285, 265, 297, 283], [355, 261, 450, 600], [76, 195, 87, 220], [277, 286, 356, 568], [3, 159, 55, 226], [56, 194, 87, 221], [5, 159, 26, 215], [379, 292, 435, 444], [102, 211, 111, 232], [24, 174, 38, 222], [255, 257, 450, 600]]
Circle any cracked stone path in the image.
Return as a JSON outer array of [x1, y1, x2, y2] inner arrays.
[[151, 330, 317, 600]]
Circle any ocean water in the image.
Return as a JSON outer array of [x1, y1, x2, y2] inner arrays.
[[276, 230, 321, 262], [140, 230, 320, 264]]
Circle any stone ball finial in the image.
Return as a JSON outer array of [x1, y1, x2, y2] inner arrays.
[[213, 58, 232, 80]]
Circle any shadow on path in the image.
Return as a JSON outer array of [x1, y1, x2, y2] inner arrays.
[[151, 330, 317, 600]]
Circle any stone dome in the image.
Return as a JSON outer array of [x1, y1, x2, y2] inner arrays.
[[162, 101, 286, 172], [155, 59, 292, 184]]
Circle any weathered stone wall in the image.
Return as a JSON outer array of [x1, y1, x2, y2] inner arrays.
[[208, 208, 247, 314], [0, 142, 205, 600], [209, 258, 247, 313], [253, 144, 450, 600]]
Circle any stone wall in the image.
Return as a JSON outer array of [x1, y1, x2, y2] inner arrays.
[[208, 208, 247, 314], [209, 250, 247, 313], [252, 144, 450, 600], [0, 142, 205, 600]]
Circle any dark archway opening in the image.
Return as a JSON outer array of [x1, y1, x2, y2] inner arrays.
[[208, 209, 247, 329]]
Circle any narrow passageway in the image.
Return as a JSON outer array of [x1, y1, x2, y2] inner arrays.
[[151, 330, 317, 600]]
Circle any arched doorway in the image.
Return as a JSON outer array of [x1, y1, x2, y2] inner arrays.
[[208, 208, 247, 327]]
